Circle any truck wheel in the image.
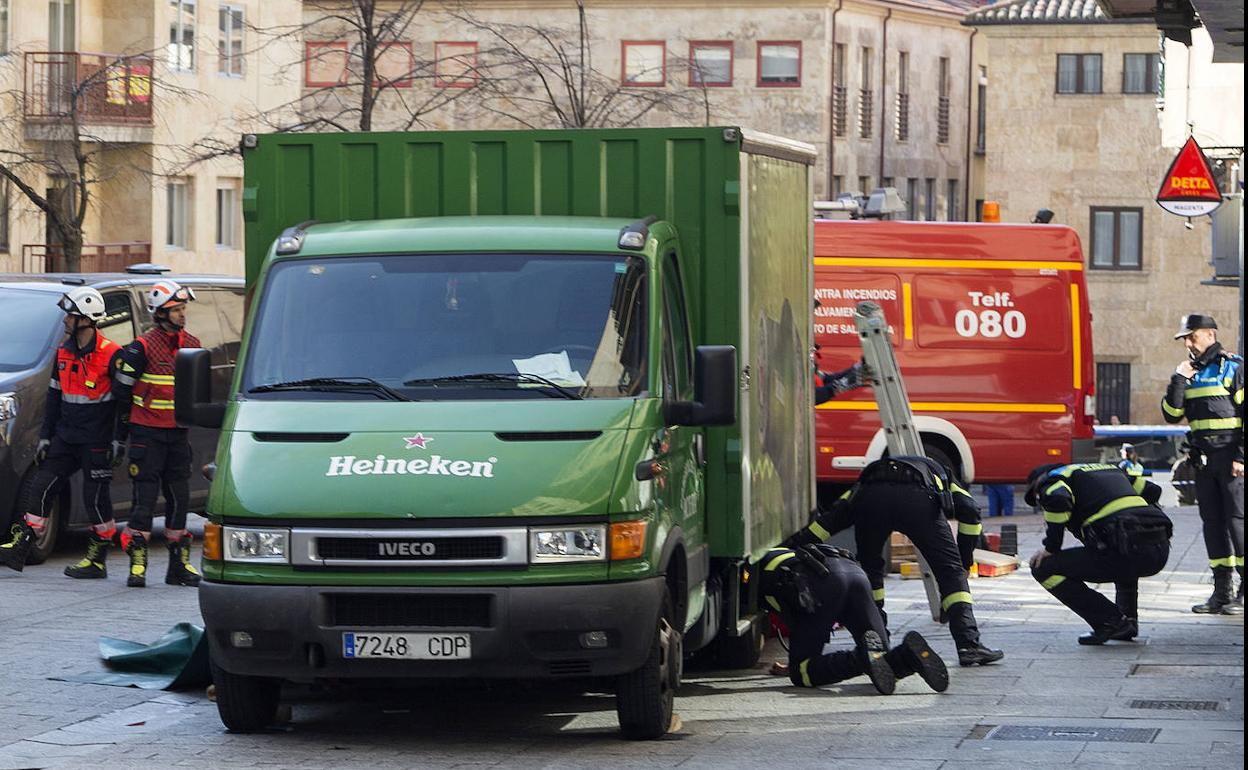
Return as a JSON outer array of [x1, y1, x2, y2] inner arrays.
[[713, 616, 764, 669], [921, 444, 957, 480], [616, 588, 681, 740], [18, 471, 61, 565], [211, 658, 282, 732]]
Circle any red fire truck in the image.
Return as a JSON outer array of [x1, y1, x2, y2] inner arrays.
[[813, 219, 1097, 486]]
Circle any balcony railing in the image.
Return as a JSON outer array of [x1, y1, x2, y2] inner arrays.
[[22, 242, 152, 273], [832, 85, 848, 137], [895, 92, 910, 142], [23, 52, 154, 125], [937, 96, 950, 144], [858, 88, 873, 140]]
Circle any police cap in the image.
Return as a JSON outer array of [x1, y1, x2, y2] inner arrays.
[[1174, 314, 1217, 339]]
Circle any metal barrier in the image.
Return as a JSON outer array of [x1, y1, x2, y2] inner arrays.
[[22, 242, 152, 273]]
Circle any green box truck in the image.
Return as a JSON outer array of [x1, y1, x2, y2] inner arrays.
[[177, 127, 816, 739]]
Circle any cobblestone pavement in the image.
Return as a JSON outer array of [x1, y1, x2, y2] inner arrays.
[[0, 477, 1241, 769]]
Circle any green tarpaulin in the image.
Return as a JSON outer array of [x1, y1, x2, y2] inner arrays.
[[52, 622, 210, 690]]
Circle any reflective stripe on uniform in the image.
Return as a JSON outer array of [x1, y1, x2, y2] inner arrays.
[[958, 522, 983, 536], [1044, 510, 1071, 524], [1045, 480, 1072, 496], [1210, 556, 1237, 568], [1184, 385, 1231, 399], [139, 373, 175, 385], [764, 552, 797, 572], [1189, 417, 1243, 431], [134, 395, 174, 410], [1082, 495, 1150, 528], [951, 482, 969, 495], [1041, 574, 1066, 590], [808, 521, 831, 542], [941, 591, 972, 610], [765, 595, 783, 611], [933, 475, 944, 490], [1234, 388, 1244, 405], [1131, 477, 1147, 494], [113, 371, 136, 386], [60, 392, 115, 404], [838, 489, 851, 500], [799, 659, 813, 687], [1238, 556, 1246, 567], [872, 587, 886, 601], [49, 379, 61, 390], [1162, 400, 1185, 417]]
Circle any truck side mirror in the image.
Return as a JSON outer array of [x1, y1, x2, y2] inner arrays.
[[175, 348, 225, 429], [665, 345, 736, 427]]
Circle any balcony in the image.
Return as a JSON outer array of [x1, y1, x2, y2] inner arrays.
[[22, 242, 152, 273], [23, 52, 155, 143]]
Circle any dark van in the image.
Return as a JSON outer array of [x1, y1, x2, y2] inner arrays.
[[0, 265, 244, 563]]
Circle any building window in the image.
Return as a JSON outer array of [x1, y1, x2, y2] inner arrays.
[[0, 0, 9, 56], [376, 42, 414, 88], [924, 178, 936, 221], [305, 41, 348, 87], [831, 175, 843, 198], [832, 43, 847, 136], [895, 50, 909, 142], [1056, 53, 1101, 94], [947, 179, 959, 221], [975, 199, 985, 221], [882, 176, 894, 190], [937, 56, 951, 144], [689, 41, 732, 87], [622, 41, 665, 86], [215, 182, 239, 249], [976, 66, 987, 154], [906, 177, 918, 220], [1096, 362, 1131, 423], [858, 176, 871, 195], [166, 179, 190, 249], [218, 5, 244, 77], [434, 42, 477, 88], [0, 178, 9, 252], [858, 46, 873, 138], [1090, 207, 1142, 269], [168, 0, 197, 72], [758, 41, 800, 87], [1123, 53, 1161, 94]]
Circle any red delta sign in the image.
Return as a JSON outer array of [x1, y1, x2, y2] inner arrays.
[[1156, 136, 1223, 217]]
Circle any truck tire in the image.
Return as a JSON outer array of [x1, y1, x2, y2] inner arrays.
[[211, 658, 281, 733], [713, 615, 764, 669], [616, 588, 681, 740], [921, 444, 957, 481]]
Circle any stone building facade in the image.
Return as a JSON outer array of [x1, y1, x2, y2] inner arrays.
[[967, 0, 1241, 424]]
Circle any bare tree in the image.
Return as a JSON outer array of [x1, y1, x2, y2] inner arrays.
[[451, 0, 712, 129], [0, 50, 185, 272]]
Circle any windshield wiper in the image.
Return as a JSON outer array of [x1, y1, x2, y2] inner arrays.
[[248, 376, 411, 402], [402, 372, 583, 400]]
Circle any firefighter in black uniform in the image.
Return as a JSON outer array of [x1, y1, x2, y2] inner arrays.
[[1026, 463, 1172, 644], [815, 359, 872, 405], [1162, 314, 1244, 615], [1, 288, 125, 575], [785, 456, 1004, 667], [758, 543, 950, 694]]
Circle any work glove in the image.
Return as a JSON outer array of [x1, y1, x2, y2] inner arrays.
[[35, 439, 50, 465], [857, 358, 876, 384], [106, 440, 126, 468]]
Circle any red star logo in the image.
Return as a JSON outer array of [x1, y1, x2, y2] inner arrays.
[[402, 433, 432, 450]]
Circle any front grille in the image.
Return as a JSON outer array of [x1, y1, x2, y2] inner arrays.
[[327, 593, 492, 628], [318, 536, 503, 561], [548, 660, 592, 676]]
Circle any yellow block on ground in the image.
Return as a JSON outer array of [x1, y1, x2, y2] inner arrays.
[[974, 548, 1020, 577], [899, 561, 924, 579]]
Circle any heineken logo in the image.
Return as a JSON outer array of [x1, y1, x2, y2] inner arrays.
[[326, 454, 498, 478]]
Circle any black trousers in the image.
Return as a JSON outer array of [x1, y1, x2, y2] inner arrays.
[[851, 484, 981, 648], [777, 556, 891, 688], [1032, 539, 1170, 628], [26, 437, 113, 526], [1193, 448, 1245, 574], [126, 425, 192, 532]]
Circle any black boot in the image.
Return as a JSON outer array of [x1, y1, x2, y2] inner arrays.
[[855, 630, 895, 695], [0, 522, 36, 572], [125, 532, 148, 587], [165, 535, 202, 587], [1192, 569, 1233, 614], [1078, 615, 1136, 645], [64, 533, 110, 579], [957, 642, 1005, 667], [885, 631, 948, 693], [1224, 577, 1244, 616]]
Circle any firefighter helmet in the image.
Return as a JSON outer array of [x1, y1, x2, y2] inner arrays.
[[145, 280, 196, 314], [57, 287, 107, 322]]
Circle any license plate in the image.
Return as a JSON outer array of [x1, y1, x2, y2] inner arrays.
[[342, 632, 471, 660]]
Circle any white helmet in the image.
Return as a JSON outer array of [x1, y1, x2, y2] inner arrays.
[[145, 279, 196, 314], [58, 287, 107, 322]]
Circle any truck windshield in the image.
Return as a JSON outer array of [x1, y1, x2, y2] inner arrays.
[[0, 289, 63, 373], [242, 253, 647, 400]]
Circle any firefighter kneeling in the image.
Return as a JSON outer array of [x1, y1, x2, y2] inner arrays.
[[1026, 463, 1173, 644], [759, 543, 949, 694]]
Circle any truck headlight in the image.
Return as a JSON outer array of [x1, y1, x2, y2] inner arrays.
[[223, 527, 289, 563], [529, 526, 606, 563]]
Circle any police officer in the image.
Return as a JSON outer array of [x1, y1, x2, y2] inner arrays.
[[110, 280, 202, 588], [1162, 314, 1244, 615], [759, 543, 949, 694], [1, 288, 125, 576], [1026, 463, 1173, 644], [1118, 443, 1144, 482], [786, 456, 1004, 667]]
